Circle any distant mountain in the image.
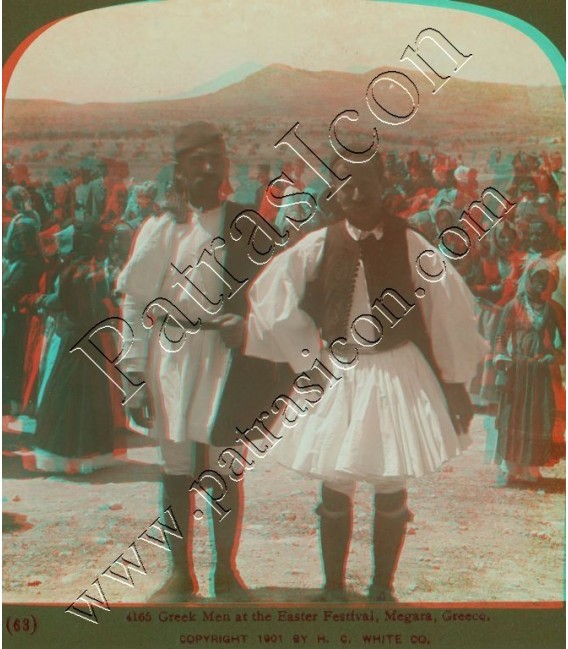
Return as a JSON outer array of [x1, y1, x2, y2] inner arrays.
[[348, 65, 374, 74], [174, 61, 265, 99], [185, 63, 366, 118], [4, 63, 565, 152]]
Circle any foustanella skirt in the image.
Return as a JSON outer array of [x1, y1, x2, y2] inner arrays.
[[272, 342, 470, 484]]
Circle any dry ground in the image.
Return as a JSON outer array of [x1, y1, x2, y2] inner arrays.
[[2, 414, 565, 605]]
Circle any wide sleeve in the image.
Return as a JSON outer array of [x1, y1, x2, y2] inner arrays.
[[116, 214, 177, 372], [470, 260, 496, 302], [493, 300, 515, 361], [547, 301, 565, 363], [3, 262, 30, 309], [550, 251, 566, 308], [3, 258, 44, 310], [245, 229, 327, 373], [407, 229, 489, 383]]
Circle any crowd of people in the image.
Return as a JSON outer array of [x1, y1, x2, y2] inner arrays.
[[2, 143, 565, 481], [2, 129, 566, 605]]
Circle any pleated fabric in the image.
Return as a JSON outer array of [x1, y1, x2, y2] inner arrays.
[[273, 342, 469, 484]]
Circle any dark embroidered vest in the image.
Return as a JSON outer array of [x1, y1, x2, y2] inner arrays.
[[301, 218, 440, 377]]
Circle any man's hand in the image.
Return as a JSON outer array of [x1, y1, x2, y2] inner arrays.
[[213, 313, 246, 348], [441, 382, 473, 436], [125, 372, 153, 428]]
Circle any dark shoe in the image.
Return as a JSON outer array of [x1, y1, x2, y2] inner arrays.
[[148, 573, 200, 603], [368, 585, 397, 602], [310, 587, 349, 603], [214, 568, 251, 601]]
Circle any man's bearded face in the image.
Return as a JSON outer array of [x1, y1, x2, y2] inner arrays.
[[332, 160, 385, 232], [176, 140, 227, 210]]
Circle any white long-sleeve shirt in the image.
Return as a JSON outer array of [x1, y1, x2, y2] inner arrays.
[[116, 207, 233, 443], [245, 221, 487, 382]]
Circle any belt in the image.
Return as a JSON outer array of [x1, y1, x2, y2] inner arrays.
[[356, 340, 410, 355], [157, 315, 222, 331], [328, 339, 410, 360]]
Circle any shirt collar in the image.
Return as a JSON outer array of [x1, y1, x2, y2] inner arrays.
[[344, 220, 384, 242], [189, 201, 223, 225], [168, 189, 223, 223]]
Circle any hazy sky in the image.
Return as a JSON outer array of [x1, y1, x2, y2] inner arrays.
[[6, 0, 563, 103]]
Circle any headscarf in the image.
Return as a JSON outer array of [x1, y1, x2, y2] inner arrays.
[[122, 182, 159, 226], [516, 258, 557, 299], [431, 202, 458, 230], [6, 185, 32, 212], [490, 220, 519, 258], [5, 218, 41, 261], [454, 165, 470, 185], [6, 186, 42, 233]]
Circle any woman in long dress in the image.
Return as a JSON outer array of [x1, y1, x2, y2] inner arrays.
[[494, 259, 565, 484], [3, 217, 45, 418], [470, 220, 523, 411], [33, 222, 126, 473]]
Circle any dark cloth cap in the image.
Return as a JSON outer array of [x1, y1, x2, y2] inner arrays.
[[173, 121, 224, 156]]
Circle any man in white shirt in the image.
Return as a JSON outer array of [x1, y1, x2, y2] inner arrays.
[[118, 122, 285, 602], [245, 154, 486, 601]]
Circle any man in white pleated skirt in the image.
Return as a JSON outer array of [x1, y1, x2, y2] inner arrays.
[[118, 122, 287, 602], [245, 154, 487, 601]]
